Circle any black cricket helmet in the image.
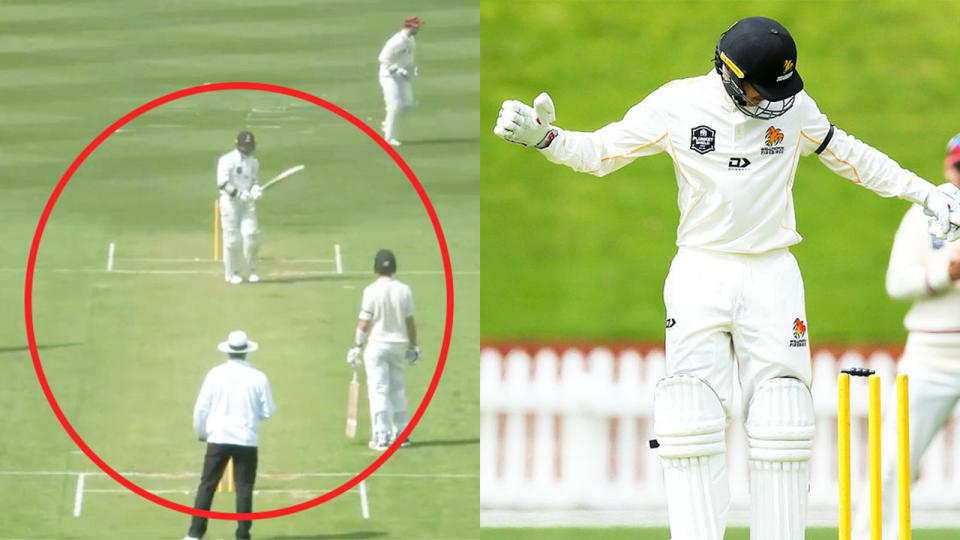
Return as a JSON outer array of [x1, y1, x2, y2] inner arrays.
[[374, 249, 397, 275], [714, 17, 803, 119], [236, 130, 256, 154]]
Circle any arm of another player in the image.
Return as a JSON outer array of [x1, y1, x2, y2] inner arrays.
[[494, 91, 669, 177], [404, 315, 419, 365], [886, 207, 954, 299], [216, 155, 243, 199], [259, 375, 276, 420], [192, 375, 213, 442], [347, 318, 370, 367]]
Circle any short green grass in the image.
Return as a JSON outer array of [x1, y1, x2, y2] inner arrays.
[[481, 527, 960, 539], [1, 1, 478, 538]]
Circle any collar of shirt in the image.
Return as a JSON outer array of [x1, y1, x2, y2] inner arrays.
[[706, 70, 738, 114]]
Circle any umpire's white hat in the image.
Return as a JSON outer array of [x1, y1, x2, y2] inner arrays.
[[218, 330, 259, 353]]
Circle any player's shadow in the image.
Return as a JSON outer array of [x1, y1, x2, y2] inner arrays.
[[256, 274, 356, 285], [0, 342, 82, 355], [406, 437, 479, 449], [267, 533, 387, 539]]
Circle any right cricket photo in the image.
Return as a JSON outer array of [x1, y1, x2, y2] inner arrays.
[[481, 2, 960, 539]]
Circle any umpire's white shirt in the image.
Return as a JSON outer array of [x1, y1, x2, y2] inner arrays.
[[193, 359, 275, 447], [359, 276, 415, 344], [217, 149, 259, 195], [542, 70, 937, 254], [378, 29, 416, 78]]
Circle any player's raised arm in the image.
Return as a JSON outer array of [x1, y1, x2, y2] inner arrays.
[[493, 91, 669, 177]]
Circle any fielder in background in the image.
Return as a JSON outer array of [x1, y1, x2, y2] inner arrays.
[[185, 331, 275, 540], [494, 16, 960, 540], [217, 131, 263, 284], [347, 249, 420, 451], [851, 135, 960, 539], [378, 16, 421, 146]]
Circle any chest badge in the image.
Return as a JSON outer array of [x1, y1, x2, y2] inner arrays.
[[762, 126, 785, 155], [690, 125, 716, 155]]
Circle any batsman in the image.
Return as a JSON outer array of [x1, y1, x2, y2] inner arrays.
[[494, 16, 960, 540], [217, 130, 263, 284]]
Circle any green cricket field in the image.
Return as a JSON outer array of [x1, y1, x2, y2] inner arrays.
[[1, 1, 478, 538]]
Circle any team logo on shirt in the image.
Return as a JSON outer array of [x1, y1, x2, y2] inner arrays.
[[790, 318, 808, 348], [761, 127, 785, 155], [666, 318, 676, 329], [690, 125, 716, 154]]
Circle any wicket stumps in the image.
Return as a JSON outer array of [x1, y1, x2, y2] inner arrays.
[[837, 368, 910, 540], [213, 199, 222, 262], [217, 458, 234, 493]]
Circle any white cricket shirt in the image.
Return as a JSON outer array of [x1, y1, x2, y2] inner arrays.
[[541, 70, 937, 254], [886, 204, 960, 333], [378, 29, 416, 78], [216, 149, 259, 194], [359, 276, 415, 345], [193, 359, 275, 447]]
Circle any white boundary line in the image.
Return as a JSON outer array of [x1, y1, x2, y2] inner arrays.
[[106, 243, 115, 272], [72, 472, 85, 517], [335, 244, 343, 274], [359, 479, 370, 519]]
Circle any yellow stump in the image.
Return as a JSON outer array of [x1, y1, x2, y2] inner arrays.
[[217, 458, 234, 493], [897, 374, 911, 540], [213, 199, 221, 262], [837, 373, 851, 540], [868, 375, 882, 540]]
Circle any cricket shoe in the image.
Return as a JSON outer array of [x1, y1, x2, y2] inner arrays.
[[387, 138, 401, 147], [400, 437, 412, 448], [368, 433, 390, 451], [182, 537, 200, 540], [228, 274, 243, 285], [248, 272, 260, 283]]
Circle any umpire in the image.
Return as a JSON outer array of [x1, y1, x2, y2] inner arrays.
[[184, 330, 275, 540]]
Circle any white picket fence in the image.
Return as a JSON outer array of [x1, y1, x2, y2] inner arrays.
[[480, 346, 960, 527]]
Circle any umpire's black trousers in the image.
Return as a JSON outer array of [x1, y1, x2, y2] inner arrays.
[[188, 442, 258, 540]]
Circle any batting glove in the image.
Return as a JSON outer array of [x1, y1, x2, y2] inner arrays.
[[493, 92, 558, 149], [405, 346, 420, 365], [238, 190, 253, 202], [923, 183, 960, 241], [250, 185, 263, 200], [346, 346, 361, 367]]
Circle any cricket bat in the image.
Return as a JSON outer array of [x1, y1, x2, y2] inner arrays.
[[345, 369, 359, 439], [261, 164, 305, 192]]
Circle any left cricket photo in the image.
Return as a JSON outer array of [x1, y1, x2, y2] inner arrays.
[[1, 2, 479, 539]]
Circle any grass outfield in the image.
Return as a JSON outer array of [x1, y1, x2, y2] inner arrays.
[[481, 1, 960, 344], [1, 1, 477, 539], [481, 528, 960, 539]]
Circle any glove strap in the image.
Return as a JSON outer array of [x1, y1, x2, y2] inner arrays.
[[536, 129, 558, 150]]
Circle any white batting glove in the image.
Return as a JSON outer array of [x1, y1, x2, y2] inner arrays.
[[493, 92, 558, 149], [405, 346, 420, 365], [239, 190, 253, 202], [346, 346, 361, 367], [923, 183, 960, 241], [250, 185, 263, 200]]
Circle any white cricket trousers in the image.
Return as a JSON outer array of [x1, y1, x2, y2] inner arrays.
[[852, 337, 960, 540], [219, 195, 259, 279], [664, 247, 812, 412], [379, 73, 414, 141], [363, 341, 409, 440]]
